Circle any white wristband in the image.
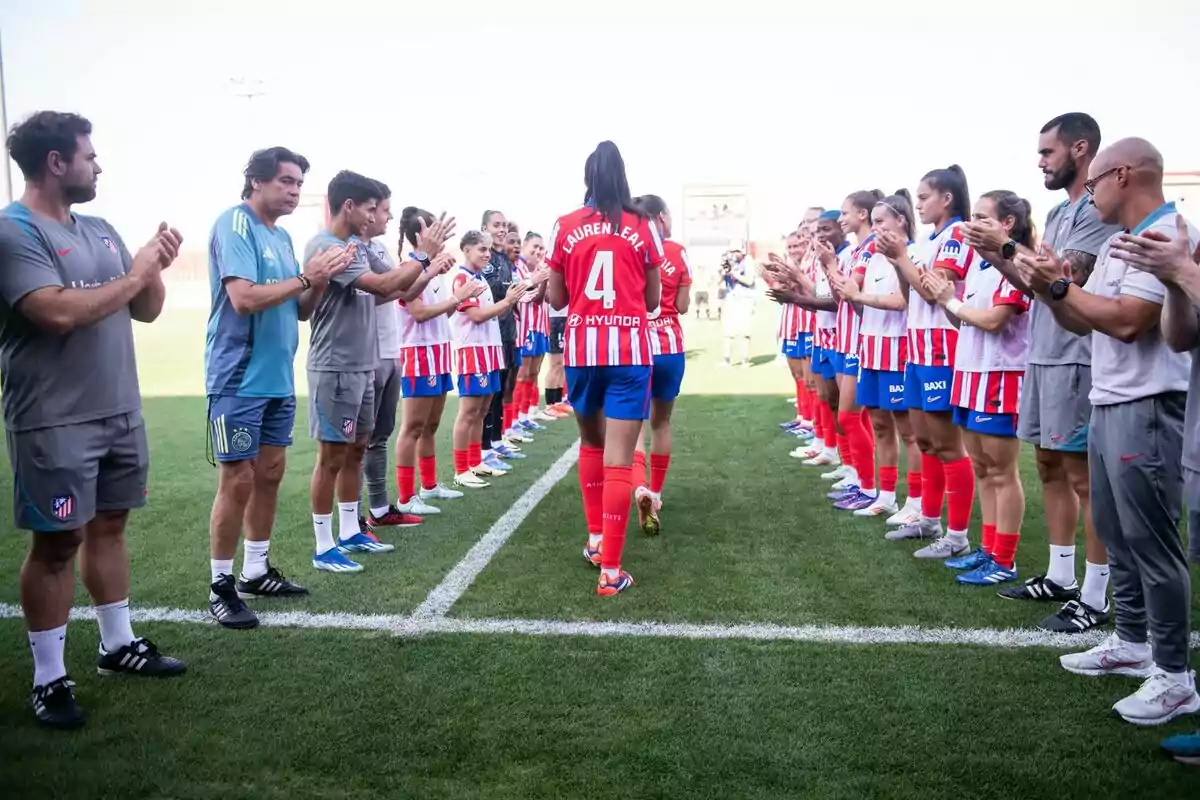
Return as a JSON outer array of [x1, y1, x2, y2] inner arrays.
[[945, 299, 964, 315]]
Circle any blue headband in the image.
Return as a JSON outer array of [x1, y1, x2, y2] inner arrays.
[[818, 210, 840, 221]]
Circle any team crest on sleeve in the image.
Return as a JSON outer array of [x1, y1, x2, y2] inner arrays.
[[341, 417, 356, 437], [99, 236, 118, 254], [51, 494, 75, 520]]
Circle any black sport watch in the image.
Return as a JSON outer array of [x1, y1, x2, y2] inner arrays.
[[1000, 240, 1017, 260], [413, 251, 431, 270], [1048, 277, 1071, 301]]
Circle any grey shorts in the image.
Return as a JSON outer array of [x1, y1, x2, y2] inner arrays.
[[1017, 363, 1091, 452], [6, 410, 149, 532], [308, 369, 375, 444], [369, 358, 401, 448]]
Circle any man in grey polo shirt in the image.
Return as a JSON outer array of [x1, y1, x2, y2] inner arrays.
[[305, 170, 453, 575], [0, 111, 186, 729], [1022, 137, 1198, 727], [965, 113, 1119, 632]]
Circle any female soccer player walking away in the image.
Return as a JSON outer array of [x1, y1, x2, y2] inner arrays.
[[449, 231, 527, 489], [923, 191, 1033, 586], [881, 165, 977, 558], [393, 208, 483, 511], [513, 232, 554, 429], [832, 191, 921, 521], [546, 141, 665, 596], [630, 194, 692, 535], [825, 190, 883, 511]]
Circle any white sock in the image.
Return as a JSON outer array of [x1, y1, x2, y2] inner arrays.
[[337, 502, 360, 541], [1047, 544, 1077, 588], [94, 599, 136, 653], [29, 625, 67, 687], [920, 515, 942, 530], [588, 533, 603, 548], [313, 513, 335, 553], [822, 447, 838, 459], [1081, 561, 1111, 610], [370, 504, 390, 518], [947, 528, 969, 548], [844, 468, 860, 485], [876, 490, 895, 506], [810, 438, 824, 451], [210, 558, 234, 584], [242, 540, 270, 581]]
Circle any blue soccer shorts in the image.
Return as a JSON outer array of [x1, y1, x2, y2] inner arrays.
[[565, 365, 652, 420], [402, 373, 454, 399], [208, 395, 296, 462], [650, 353, 686, 402]]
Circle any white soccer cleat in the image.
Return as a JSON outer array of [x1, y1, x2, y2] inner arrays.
[[854, 496, 900, 518], [532, 409, 556, 422], [399, 497, 441, 516], [1112, 669, 1200, 726], [453, 470, 490, 489], [506, 429, 534, 444], [822, 465, 852, 482], [830, 471, 860, 490], [803, 452, 841, 468], [886, 498, 922, 527], [789, 445, 812, 459], [420, 483, 464, 501], [1059, 633, 1155, 678], [913, 535, 967, 560]]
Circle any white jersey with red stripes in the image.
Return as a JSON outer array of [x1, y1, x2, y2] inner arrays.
[[778, 302, 802, 341], [546, 205, 666, 367], [907, 219, 973, 367], [514, 257, 551, 343], [649, 239, 692, 356], [397, 273, 453, 378], [799, 248, 819, 335], [858, 244, 913, 371], [951, 259, 1030, 414], [834, 235, 875, 354], [449, 265, 505, 375], [814, 243, 847, 349]]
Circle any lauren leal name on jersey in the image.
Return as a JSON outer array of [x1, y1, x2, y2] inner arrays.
[[560, 221, 650, 255]]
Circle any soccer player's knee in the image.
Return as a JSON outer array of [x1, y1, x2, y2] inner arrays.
[[31, 529, 83, 568], [219, 461, 255, 500], [1035, 449, 1067, 485], [256, 456, 286, 487], [403, 417, 427, 439]]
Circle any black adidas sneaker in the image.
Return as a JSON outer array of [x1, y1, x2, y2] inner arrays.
[[97, 637, 187, 677], [29, 676, 84, 730], [209, 574, 259, 629], [996, 574, 1079, 603], [235, 563, 309, 599], [1038, 599, 1110, 634]]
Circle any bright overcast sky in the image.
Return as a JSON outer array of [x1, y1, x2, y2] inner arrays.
[[2, 0, 1198, 248]]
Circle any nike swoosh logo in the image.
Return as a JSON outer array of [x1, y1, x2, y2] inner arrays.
[[975, 416, 993, 422], [874, 277, 885, 283], [57, 248, 72, 256], [927, 395, 943, 402], [966, 292, 976, 299], [1099, 655, 1144, 669], [1120, 453, 1143, 462]]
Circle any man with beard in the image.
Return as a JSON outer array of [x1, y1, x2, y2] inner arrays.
[[477, 209, 521, 472], [0, 111, 186, 728], [963, 113, 1119, 633]]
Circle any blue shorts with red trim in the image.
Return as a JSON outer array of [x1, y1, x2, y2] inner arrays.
[[782, 333, 814, 359], [904, 363, 954, 413], [856, 368, 907, 411], [402, 373, 454, 399], [834, 351, 860, 377], [954, 406, 1019, 437], [565, 365, 652, 421], [456, 371, 501, 397], [521, 331, 551, 358], [650, 353, 686, 402]]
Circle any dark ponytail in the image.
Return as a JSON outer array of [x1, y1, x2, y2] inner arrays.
[[400, 206, 435, 249], [922, 164, 971, 224], [583, 141, 642, 230], [847, 189, 885, 217], [634, 194, 668, 219], [875, 189, 917, 241], [981, 190, 1035, 249]]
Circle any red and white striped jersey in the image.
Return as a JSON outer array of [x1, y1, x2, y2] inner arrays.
[[799, 248, 820, 335], [649, 239, 692, 356], [858, 245, 913, 371], [449, 266, 505, 375], [907, 220, 973, 367], [952, 370, 1024, 415], [778, 302, 803, 341], [514, 257, 550, 343], [546, 205, 666, 367], [814, 243, 847, 349], [397, 273, 453, 377], [834, 235, 875, 354]]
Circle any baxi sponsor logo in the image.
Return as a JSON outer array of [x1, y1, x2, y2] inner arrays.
[[923, 380, 947, 391]]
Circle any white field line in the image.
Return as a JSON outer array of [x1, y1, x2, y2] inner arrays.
[[2, 601, 1198, 650], [410, 438, 581, 620]]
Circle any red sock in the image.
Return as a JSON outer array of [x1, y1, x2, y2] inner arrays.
[[517, 381, 531, 414], [396, 465, 416, 504], [453, 449, 469, 475], [879, 465, 898, 493], [943, 456, 975, 532], [631, 451, 648, 490], [600, 465, 633, 570], [838, 409, 875, 490], [920, 454, 945, 519], [795, 379, 807, 421], [419, 455, 437, 490], [861, 407, 875, 450], [812, 399, 825, 439], [907, 470, 923, 501], [650, 453, 670, 493], [529, 380, 540, 413], [579, 446, 605, 534], [837, 437, 852, 469], [502, 403, 515, 432], [468, 441, 482, 469], [992, 530, 1020, 569], [981, 523, 997, 554]]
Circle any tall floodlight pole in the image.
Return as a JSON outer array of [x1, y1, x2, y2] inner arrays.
[[0, 30, 13, 204]]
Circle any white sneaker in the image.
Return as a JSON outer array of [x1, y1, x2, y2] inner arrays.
[[507, 429, 534, 443], [830, 472, 859, 490], [803, 452, 840, 467], [886, 499, 921, 527], [1112, 668, 1200, 726], [913, 535, 968, 559], [453, 470, 490, 489], [822, 465, 852, 481], [788, 445, 811, 459], [532, 409, 556, 422], [1059, 633, 1154, 678], [854, 496, 900, 517], [420, 483, 464, 501], [501, 437, 523, 452], [399, 497, 441, 515]]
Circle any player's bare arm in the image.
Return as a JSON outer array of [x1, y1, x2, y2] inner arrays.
[[962, 217, 1036, 294], [1063, 250, 1098, 286], [227, 244, 350, 316], [547, 270, 567, 310], [464, 281, 525, 323], [924, 269, 1020, 333], [644, 265, 662, 313]]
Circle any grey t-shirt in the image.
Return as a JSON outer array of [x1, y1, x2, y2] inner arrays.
[[367, 240, 402, 360], [305, 230, 379, 373], [1027, 196, 1119, 367], [1086, 209, 1195, 407], [0, 203, 140, 431]]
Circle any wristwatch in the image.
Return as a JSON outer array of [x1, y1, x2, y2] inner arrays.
[[1000, 240, 1017, 260], [1048, 277, 1071, 301], [413, 251, 431, 270]]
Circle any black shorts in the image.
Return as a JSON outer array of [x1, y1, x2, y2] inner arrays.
[[550, 317, 566, 355]]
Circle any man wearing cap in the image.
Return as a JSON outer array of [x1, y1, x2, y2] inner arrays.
[[720, 239, 757, 368]]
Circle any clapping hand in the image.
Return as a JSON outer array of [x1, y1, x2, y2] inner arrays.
[[1109, 214, 1199, 286], [1015, 244, 1071, 294], [919, 270, 955, 304], [415, 213, 457, 258]]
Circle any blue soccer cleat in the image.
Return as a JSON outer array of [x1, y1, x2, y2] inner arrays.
[[1161, 729, 1200, 765], [957, 559, 1018, 586], [313, 546, 365, 573], [335, 532, 395, 554], [945, 547, 991, 571]]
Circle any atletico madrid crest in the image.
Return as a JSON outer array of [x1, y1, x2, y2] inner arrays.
[[52, 494, 75, 520]]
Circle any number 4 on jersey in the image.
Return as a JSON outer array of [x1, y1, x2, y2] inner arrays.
[[584, 250, 615, 309]]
